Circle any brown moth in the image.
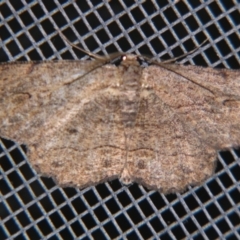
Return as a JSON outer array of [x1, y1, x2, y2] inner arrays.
[[1, 53, 240, 193]]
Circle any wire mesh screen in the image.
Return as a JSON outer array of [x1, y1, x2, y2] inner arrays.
[[0, 0, 240, 239]]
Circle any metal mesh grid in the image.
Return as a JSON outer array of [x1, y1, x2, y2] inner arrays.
[[0, 0, 240, 239]]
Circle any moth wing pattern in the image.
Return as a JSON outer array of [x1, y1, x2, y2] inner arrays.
[[0, 61, 126, 187]]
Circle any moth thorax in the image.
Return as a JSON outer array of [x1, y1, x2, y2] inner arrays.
[[120, 64, 142, 91]]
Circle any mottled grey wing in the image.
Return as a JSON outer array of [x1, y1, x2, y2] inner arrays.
[[150, 64, 240, 149], [0, 61, 125, 187], [128, 64, 240, 193], [0, 60, 100, 142]]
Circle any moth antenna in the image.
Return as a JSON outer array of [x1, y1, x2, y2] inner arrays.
[[56, 28, 107, 61], [159, 38, 208, 64], [130, 39, 208, 67]]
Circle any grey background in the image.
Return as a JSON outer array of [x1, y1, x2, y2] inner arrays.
[[0, 0, 240, 239]]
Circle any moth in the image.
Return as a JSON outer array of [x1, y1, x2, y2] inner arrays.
[[1, 46, 240, 193]]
